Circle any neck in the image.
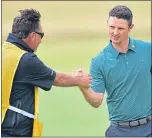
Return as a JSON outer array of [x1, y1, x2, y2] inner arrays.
[[23, 38, 34, 51], [112, 38, 129, 53]]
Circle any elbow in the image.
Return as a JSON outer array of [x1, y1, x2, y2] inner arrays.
[[53, 74, 64, 86], [92, 104, 100, 108], [90, 102, 102, 108]]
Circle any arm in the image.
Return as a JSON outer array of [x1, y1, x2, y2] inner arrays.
[[79, 57, 106, 108], [20, 53, 92, 90], [53, 71, 92, 88], [19, 54, 91, 90], [80, 88, 104, 108]]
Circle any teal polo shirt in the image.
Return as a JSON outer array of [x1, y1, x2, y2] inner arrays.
[[90, 37, 151, 122]]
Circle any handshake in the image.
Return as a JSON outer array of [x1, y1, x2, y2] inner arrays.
[[72, 68, 92, 89]]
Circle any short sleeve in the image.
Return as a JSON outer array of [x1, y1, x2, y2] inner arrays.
[[14, 53, 56, 91], [90, 57, 105, 93]]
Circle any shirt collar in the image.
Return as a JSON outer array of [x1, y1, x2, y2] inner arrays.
[[6, 33, 34, 52], [107, 40, 119, 59], [128, 37, 136, 52], [107, 37, 136, 59]]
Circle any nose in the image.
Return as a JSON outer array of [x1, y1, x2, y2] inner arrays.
[[113, 28, 119, 35]]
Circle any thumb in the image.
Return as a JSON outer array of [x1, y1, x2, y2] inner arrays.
[[78, 68, 82, 72]]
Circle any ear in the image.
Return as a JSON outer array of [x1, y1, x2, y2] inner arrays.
[[28, 32, 35, 41], [129, 24, 134, 32]]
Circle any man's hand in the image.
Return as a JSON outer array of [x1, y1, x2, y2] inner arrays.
[[72, 68, 92, 88], [54, 68, 91, 88]]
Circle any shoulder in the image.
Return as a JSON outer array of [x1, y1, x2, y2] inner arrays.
[[21, 52, 37, 60], [19, 52, 46, 69], [92, 51, 105, 64], [90, 48, 108, 71], [133, 38, 151, 48], [92, 45, 110, 63], [132, 38, 151, 55], [21, 52, 42, 64]]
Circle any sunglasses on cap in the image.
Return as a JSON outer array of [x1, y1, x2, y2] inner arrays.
[[34, 31, 44, 39]]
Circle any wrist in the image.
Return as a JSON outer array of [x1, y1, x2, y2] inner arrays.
[[79, 87, 89, 92], [72, 75, 81, 87]]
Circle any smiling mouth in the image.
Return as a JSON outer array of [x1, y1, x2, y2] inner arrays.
[[113, 37, 119, 40]]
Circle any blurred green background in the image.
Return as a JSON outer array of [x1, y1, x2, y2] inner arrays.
[[2, 1, 151, 136]]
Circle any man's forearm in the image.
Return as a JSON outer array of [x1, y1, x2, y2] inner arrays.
[[80, 88, 104, 108], [53, 72, 79, 87]]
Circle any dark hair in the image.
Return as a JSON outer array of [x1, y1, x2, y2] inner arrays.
[[12, 9, 41, 39], [109, 5, 133, 27]]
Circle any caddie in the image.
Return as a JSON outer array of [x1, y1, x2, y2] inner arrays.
[[2, 8, 92, 137]]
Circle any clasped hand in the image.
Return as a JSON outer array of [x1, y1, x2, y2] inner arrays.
[[72, 68, 92, 88]]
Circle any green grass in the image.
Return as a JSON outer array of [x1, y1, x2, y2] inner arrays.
[[2, 1, 151, 136]]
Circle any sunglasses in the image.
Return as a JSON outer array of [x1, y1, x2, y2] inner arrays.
[[34, 31, 44, 39]]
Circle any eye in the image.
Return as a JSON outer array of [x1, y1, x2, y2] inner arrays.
[[118, 28, 124, 30], [110, 26, 115, 29]]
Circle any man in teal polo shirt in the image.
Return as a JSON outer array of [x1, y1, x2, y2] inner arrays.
[[79, 5, 151, 137]]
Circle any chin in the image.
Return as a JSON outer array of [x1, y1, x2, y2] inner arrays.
[[34, 48, 38, 52], [112, 40, 120, 44]]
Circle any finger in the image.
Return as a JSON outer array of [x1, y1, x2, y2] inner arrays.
[[78, 69, 83, 73], [79, 68, 85, 73], [78, 74, 82, 77], [78, 68, 82, 71], [72, 70, 77, 73]]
